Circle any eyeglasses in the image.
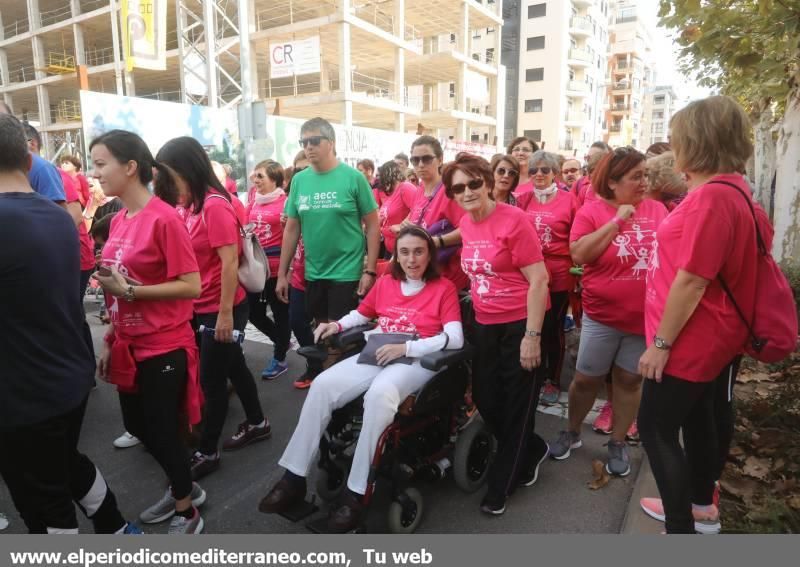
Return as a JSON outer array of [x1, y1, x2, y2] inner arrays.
[[410, 155, 436, 167], [298, 136, 328, 148], [512, 146, 533, 154], [252, 172, 266, 179], [562, 167, 580, 175], [449, 178, 484, 195], [495, 167, 518, 178], [529, 167, 552, 175]]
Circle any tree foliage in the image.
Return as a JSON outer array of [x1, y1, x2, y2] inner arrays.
[[658, 0, 800, 117]]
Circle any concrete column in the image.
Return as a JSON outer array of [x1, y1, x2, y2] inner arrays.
[[70, 0, 81, 17], [0, 11, 5, 41], [460, 1, 469, 56], [0, 48, 9, 86], [124, 71, 135, 96], [37, 84, 50, 127], [203, 0, 219, 107], [339, 21, 353, 126], [458, 62, 467, 113], [240, 0, 258, 102], [3, 93, 13, 112], [27, 0, 41, 30], [32, 36, 46, 80], [393, 0, 405, 131], [73, 23, 86, 65], [109, 0, 124, 94]]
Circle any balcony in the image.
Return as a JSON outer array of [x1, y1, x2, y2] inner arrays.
[[611, 82, 631, 94], [609, 124, 622, 133], [40, 2, 73, 28], [560, 139, 575, 151], [567, 48, 592, 68], [566, 80, 590, 98], [572, 0, 592, 7], [2, 17, 30, 39], [569, 16, 592, 37], [564, 112, 588, 127]]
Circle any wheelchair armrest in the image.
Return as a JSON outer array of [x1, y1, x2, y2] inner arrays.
[[420, 344, 473, 371], [331, 324, 375, 349], [297, 345, 329, 363]]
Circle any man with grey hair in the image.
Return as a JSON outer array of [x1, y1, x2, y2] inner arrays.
[[276, 117, 379, 379]]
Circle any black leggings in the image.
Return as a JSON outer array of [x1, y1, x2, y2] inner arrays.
[[0, 398, 126, 533], [472, 319, 547, 498], [120, 349, 193, 500], [247, 277, 291, 362], [195, 301, 265, 455], [541, 290, 569, 385], [638, 358, 739, 533]]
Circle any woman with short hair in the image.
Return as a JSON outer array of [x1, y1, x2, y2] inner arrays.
[[489, 154, 520, 206], [638, 96, 771, 534], [506, 136, 539, 195], [645, 152, 687, 211]]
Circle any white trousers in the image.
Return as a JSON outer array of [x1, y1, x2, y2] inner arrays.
[[279, 354, 436, 494]]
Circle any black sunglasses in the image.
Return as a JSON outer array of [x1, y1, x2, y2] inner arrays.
[[299, 136, 328, 148], [495, 167, 518, 177], [410, 155, 436, 167], [253, 172, 266, 179], [450, 178, 484, 195], [529, 167, 552, 175]]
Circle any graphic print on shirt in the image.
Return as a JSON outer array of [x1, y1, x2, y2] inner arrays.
[[378, 309, 419, 335], [297, 190, 344, 212], [648, 236, 660, 275], [610, 222, 658, 280], [255, 210, 272, 240], [530, 211, 557, 250], [461, 246, 497, 299]]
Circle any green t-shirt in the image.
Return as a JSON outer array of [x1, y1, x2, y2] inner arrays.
[[285, 162, 378, 281]]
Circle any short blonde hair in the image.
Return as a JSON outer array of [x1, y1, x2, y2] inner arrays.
[[669, 96, 753, 175], [647, 152, 686, 198]]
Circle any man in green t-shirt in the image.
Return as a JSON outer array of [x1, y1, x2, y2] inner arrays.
[[277, 117, 380, 328]]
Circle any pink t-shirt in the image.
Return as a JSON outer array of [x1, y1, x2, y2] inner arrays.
[[513, 180, 533, 197], [518, 190, 578, 292], [577, 181, 598, 208], [460, 203, 547, 325], [184, 193, 247, 314], [290, 239, 306, 291], [225, 177, 237, 196], [247, 193, 287, 276], [379, 182, 418, 254], [357, 275, 461, 338], [77, 174, 91, 206], [408, 183, 469, 289], [571, 198, 667, 335], [61, 170, 95, 271], [645, 175, 770, 382], [102, 197, 198, 339], [231, 195, 247, 226]]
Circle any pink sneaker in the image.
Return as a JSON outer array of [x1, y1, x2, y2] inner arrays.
[[640, 498, 721, 534], [626, 419, 639, 442], [592, 401, 613, 434]]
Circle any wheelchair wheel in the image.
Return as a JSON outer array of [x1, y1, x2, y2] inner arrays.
[[453, 415, 495, 493], [315, 459, 349, 502], [387, 488, 424, 534]]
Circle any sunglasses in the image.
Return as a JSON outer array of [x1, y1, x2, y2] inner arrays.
[[562, 167, 580, 174], [512, 146, 533, 153], [450, 178, 484, 195], [298, 136, 328, 148], [529, 167, 552, 175], [410, 155, 436, 167], [495, 167, 518, 178], [252, 172, 266, 179]]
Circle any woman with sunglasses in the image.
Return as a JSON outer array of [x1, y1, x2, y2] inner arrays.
[[506, 136, 539, 196], [403, 135, 469, 289], [517, 151, 578, 406], [548, 147, 667, 477], [246, 160, 291, 380], [444, 154, 550, 515], [377, 160, 418, 257], [490, 155, 520, 205]]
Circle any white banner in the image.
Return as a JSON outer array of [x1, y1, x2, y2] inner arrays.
[[269, 36, 321, 79]]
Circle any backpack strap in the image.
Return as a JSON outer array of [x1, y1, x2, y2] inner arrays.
[[204, 192, 246, 237]]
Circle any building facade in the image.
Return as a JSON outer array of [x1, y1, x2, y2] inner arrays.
[[640, 85, 677, 147]]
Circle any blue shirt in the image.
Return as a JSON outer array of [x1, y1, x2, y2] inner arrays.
[[28, 152, 65, 202]]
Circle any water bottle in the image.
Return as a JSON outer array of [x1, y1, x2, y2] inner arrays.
[[198, 325, 245, 344]]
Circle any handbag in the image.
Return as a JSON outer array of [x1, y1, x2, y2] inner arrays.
[[357, 333, 416, 366], [415, 183, 458, 264], [714, 181, 798, 363], [205, 193, 269, 293]]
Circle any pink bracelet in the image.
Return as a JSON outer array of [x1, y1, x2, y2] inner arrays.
[[612, 216, 626, 229]]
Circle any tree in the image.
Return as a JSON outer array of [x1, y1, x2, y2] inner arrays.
[[659, 0, 800, 266]]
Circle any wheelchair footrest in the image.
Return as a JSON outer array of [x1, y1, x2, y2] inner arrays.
[[306, 516, 366, 534], [278, 498, 319, 522]]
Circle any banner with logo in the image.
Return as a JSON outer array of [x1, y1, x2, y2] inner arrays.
[[121, 0, 167, 72], [269, 36, 321, 79]]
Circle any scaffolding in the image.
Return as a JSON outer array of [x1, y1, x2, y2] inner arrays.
[[55, 99, 81, 122], [44, 52, 76, 74]]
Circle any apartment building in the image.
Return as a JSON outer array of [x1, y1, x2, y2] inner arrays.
[[604, 0, 655, 149], [502, 0, 609, 156], [640, 85, 677, 147], [0, 0, 505, 158]]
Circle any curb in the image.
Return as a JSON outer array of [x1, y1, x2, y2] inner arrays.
[[620, 452, 664, 534]]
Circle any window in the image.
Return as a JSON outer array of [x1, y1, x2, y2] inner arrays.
[[472, 53, 480, 61], [527, 36, 545, 50], [525, 67, 544, 81], [485, 48, 495, 63], [523, 129, 542, 142], [654, 95, 665, 105], [487, 27, 495, 34], [528, 3, 546, 18], [654, 110, 664, 120], [524, 99, 543, 112], [449, 82, 455, 98], [471, 134, 480, 142]]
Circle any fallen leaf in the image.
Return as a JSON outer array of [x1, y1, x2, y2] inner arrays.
[[789, 496, 800, 510], [742, 456, 771, 480], [720, 477, 760, 505], [587, 459, 610, 490], [729, 445, 746, 459], [737, 371, 772, 383], [774, 478, 796, 493]]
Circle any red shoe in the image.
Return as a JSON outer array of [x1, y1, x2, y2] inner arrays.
[[293, 373, 314, 390], [592, 401, 613, 434], [625, 419, 639, 443]]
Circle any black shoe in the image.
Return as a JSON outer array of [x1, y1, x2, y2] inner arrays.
[[190, 451, 220, 481], [258, 478, 307, 514], [520, 440, 550, 487], [327, 492, 364, 533], [480, 492, 506, 516]]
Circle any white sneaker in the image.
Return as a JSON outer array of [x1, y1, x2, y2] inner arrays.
[[113, 432, 141, 449], [0, 513, 8, 531]]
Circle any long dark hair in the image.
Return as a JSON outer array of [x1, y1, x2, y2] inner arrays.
[[154, 136, 230, 213], [390, 225, 439, 281], [89, 129, 161, 187]]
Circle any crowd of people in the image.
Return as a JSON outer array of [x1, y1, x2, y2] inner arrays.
[[0, 95, 775, 535]]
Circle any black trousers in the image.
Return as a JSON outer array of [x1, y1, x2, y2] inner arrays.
[[194, 301, 264, 455], [248, 277, 291, 362], [638, 358, 739, 533], [0, 398, 126, 533], [472, 319, 547, 498], [119, 349, 193, 500], [541, 291, 569, 385], [290, 286, 322, 376], [304, 279, 359, 323]]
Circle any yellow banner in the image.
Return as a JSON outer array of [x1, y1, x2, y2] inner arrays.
[[121, 0, 166, 72]]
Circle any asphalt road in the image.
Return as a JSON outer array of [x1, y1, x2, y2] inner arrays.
[[0, 300, 641, 534]]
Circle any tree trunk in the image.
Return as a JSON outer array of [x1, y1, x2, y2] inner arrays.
[[772, 89, 800, 269], [752, 104, 776, 219]]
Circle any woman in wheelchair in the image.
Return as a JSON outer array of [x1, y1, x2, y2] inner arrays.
[[259, 225, 464, 532]]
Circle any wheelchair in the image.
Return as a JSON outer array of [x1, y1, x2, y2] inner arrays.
[[284, 303, 494, 533]]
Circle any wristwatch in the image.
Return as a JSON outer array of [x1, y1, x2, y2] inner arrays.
[[122, 285, 136, 302], [653, 336, 672, 350], [524, 329, 542, 338]]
